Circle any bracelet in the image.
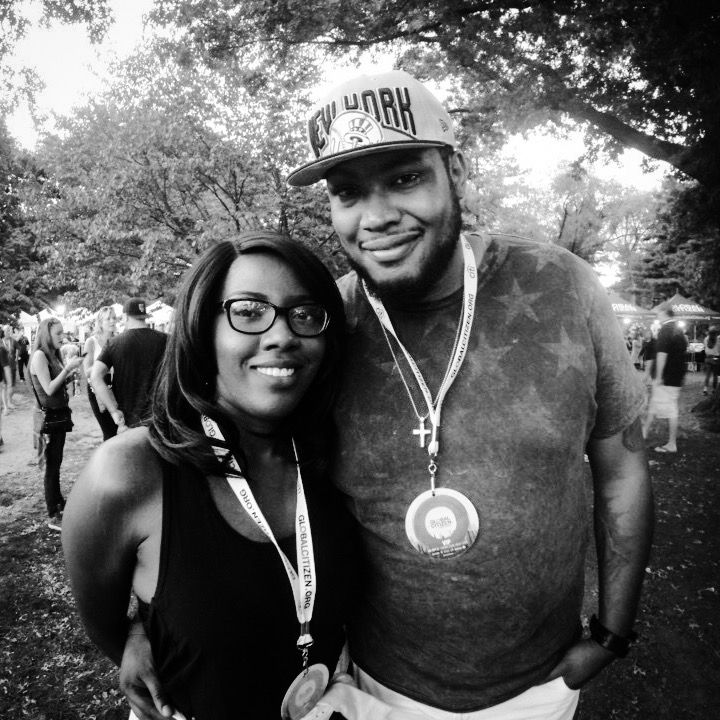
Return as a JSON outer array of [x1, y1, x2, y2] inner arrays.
[[589, 615, 637, 658]]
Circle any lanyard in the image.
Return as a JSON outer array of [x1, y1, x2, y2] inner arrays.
[[201, 415, 317, 663], [362, 236, 482, 460]]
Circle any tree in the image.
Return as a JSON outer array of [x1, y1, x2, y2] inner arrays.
[[149, 0, 720, 192], [12, 42, 345, 308], [0, 0, 111, 114], [0, 121, 58, 321], [635, 179, 720, 311]]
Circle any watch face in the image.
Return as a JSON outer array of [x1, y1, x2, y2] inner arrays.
[[405, 488, 479, 558]]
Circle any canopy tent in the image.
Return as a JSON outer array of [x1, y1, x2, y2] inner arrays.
[[607, 292, 654, 320], [652, 293, 720, 321]]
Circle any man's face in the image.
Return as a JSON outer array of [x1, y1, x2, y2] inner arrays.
[[325, 148, 467, 303]]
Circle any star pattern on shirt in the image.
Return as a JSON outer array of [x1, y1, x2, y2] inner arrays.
[[466, 332, 516, 385], [539, 326, 587, 375], [508, 384, 563, 442], [520, 244, 568, 273], [493, 280, 543, 324]]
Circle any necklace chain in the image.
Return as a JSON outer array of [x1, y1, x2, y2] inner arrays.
[[378, 298, 466, 424]]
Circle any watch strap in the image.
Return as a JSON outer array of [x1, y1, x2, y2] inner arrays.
[[589, 615, 637, 658]]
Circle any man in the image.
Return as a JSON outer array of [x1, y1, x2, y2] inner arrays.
[[90, 298, 167, 434], [642, 307, 688, 453], [122, 71, 653, 720]]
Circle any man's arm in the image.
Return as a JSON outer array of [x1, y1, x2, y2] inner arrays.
[[653, 352, 667, 385], [588, 417, 653, 635], [548, 416, 654, 687], [90, 359, 125, 430]]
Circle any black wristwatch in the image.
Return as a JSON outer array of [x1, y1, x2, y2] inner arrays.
[[589, 615, 638, 658]]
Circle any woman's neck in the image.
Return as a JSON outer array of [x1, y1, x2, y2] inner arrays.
[[233, 421, 292, 462]]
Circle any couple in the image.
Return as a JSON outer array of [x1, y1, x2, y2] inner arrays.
[[62, 70, 653, 720]]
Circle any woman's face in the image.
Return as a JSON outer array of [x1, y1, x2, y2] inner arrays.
[[213, 253, 327, 432], [101, 312, 117, 334], [49, 323, 64, 350]]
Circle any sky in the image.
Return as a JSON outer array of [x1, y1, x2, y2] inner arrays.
[[6, 0, 155, 147]]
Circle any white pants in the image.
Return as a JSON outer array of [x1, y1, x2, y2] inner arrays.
[[321, 666, 579, 720], [131, 666, 579, 720]]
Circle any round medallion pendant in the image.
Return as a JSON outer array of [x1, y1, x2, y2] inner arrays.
[[405, 488, 479, 558], [281, 663, 329, 720]]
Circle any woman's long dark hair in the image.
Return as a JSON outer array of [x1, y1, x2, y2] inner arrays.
[[148, 231, 346, 476], [32, 318, 64, 376]]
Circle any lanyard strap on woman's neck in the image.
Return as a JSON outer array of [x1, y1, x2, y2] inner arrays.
[[201, 415, 317, 657]]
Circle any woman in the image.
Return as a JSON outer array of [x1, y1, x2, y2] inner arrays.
[[62, 232, 356, 720], [702, 326, 719, 395], [1, 325, 16, 413], [83, 306, 118, 440], [29, 318, 84, 531]]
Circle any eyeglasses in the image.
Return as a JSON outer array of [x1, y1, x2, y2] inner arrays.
[[219, 298, 330, 337]]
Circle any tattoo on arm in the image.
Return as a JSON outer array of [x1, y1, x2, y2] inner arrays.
[[622, 417, 644, 452]]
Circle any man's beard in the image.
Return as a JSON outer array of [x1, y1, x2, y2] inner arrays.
[[348, 189, 463, 306]]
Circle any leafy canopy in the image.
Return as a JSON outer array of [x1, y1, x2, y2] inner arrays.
[[150, 0, 720, 189]]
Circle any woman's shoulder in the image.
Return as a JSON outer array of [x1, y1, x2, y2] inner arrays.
[[29, 349, 47, 366], [84, 427, 164, 500]]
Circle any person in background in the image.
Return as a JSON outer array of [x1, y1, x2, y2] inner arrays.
[[15, 328, 30, 382], [2, 324, 19, 388], [29, 318, 84, 531], [642, 308, 688, 453], [63, 232, 356, 720], [90, 298, 167, 433], [60, 337, 81, 397], [1, 326, 16, 414], [702, 326, 719, 395], [629, 330, 643, 370], [0, 328, 11, 449], [83, 306, 119, 440], [639, 327, 655, 373]]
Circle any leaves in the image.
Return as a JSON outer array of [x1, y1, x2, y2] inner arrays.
[[8, 41, 343, 309], [148, 0, 720, 188]]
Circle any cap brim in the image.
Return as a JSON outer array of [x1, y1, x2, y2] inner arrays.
[[287, 141, 450, 187]]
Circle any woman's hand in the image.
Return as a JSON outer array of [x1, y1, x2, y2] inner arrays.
[[119, 626, 174, 720]]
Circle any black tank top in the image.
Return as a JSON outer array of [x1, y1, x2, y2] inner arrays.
[[139, 458, 357, 720]]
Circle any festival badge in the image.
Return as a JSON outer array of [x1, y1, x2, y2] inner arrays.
[[281, 663, 329, 720], [405, 488, 479, 559]]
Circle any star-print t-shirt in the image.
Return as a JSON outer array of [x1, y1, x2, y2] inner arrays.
[[332, 233, 645, 712]]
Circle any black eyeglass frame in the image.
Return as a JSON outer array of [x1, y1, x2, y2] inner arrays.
[[218, 298, 330, 337]]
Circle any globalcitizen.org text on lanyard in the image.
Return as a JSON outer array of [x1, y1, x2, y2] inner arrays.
[[362, 235, 487, 559], [201, 415, 330, 720]]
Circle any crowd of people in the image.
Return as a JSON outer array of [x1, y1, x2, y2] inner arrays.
[[0, 300, 167, 533], [0, 68, 715, 720]]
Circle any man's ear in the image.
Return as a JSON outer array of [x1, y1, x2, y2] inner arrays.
[[448, 150, 469, 199]]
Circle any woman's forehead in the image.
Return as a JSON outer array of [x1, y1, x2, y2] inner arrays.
[[222, 253, 312, 299]]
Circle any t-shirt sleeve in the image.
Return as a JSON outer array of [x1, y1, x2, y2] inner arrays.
[[581, 267, 646, 439]]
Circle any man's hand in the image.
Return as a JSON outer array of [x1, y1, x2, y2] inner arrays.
[[545, 637, 616, 690], [119, 629, 174, 720]]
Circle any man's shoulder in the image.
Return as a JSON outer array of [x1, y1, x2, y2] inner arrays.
[[336, 270, 363, 312]]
